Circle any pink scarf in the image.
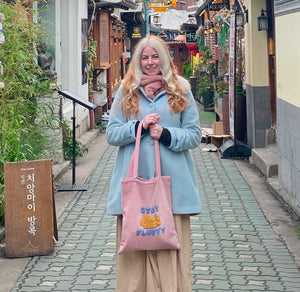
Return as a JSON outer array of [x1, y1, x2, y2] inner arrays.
[[140, 74, 165, 99]]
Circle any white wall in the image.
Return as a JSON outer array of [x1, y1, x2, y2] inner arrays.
[[275, 6, 300, 213], [276, 11, 300, 108], [59, 0, 90, 135], [244, 0, 269, 87]]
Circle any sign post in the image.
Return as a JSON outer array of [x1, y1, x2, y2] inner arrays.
[[58, 90, 96, 191], [4, 159, 58, 258]]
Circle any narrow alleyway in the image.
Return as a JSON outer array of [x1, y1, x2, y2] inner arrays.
[[10, 140, 300, 291]]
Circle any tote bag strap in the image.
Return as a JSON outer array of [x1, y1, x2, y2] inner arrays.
[[126, 120, 161, 178]]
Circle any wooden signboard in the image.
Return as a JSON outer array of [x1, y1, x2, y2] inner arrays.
[[4, 159, 58, 258], [186, 31, 197, 43], [99, 12, 109, 68]]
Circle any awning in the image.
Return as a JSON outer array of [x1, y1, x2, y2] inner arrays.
[[195, 0, 213, 17], [174, 34, 186, 42], [185, 42, 199, 56], [120, 3, 144, 25]]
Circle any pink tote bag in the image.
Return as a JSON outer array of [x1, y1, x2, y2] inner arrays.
[[118, 121, 180, 255]]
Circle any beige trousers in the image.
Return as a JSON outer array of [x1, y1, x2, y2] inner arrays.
[[115, 214, 192, 292]]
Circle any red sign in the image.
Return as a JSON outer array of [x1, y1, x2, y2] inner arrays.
[[215, 45, 219, 60]]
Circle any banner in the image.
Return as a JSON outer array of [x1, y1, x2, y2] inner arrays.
[[228, 14, 235, 139]]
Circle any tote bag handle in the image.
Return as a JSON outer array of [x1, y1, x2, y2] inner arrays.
[[126, 120, 161, 178]]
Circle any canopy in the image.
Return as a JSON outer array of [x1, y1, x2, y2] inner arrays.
[[185, 42, 199, 56], [174, 34, 186, 42]]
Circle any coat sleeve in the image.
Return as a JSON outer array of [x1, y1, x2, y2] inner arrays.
[[105, 86, 138, 147], [166, 91, 202, 151]]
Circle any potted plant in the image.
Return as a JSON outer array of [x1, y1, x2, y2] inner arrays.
[[182, 59, 192, 79], [91, 81, 108, 106], [198, 73, 214, 110], [216, 80, 228, 98], [197, 46, 216, 110]]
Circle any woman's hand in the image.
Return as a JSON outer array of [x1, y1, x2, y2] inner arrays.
[[142, 113, 160, 130], [149, 123, 163, 140]]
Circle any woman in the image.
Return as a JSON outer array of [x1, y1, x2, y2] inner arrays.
[[106, 35, 202, 291]]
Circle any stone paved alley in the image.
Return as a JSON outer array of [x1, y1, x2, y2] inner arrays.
[[10, 142, 300, 291]]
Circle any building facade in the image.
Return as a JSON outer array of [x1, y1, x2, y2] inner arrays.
[[191, 0, 300, 214], [275, 0, 300, 213]]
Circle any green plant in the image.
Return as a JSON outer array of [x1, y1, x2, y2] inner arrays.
[[216, 80, 228, 98], [198, 73, 213, 97], [61, 120, 88, 160], [0, 193, 4, 227], [235, 83, 245, 95], [197, 45, 215, 76], [199, 46, 212, 66], [182, 59, 192, 79], [218, 24, 229, 48], [95, 122, 107, 132], [197, 34, 205, 51], [0, 1, 57, 225], [88, 37, 97, 91]]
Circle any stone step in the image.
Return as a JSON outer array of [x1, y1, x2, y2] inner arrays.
[[250, 144, 278, 178]]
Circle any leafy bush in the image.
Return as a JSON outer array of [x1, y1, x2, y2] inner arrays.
[[61, 120, 88, 160], [0, 1, 57, 226], [182, 59, 192, 79], [216, 80, 228, 98], [0, 193, 4, 227], [198, 73, 213, 97]]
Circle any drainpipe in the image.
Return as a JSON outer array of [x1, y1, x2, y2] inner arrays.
[[107, 68, 113, 109]]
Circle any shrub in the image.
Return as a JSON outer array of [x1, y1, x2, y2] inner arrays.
[[216, 80, 228, 98], [0, 193, 4, 227], [182, 59, 192, 79], [198, 73, 213, 97], [0, 1, 57, 226], [61, 120, 88, 160]]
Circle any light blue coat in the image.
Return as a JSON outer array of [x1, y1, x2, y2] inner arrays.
[[106, 76, 202, 215]]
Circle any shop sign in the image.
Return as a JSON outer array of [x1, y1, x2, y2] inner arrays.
[[186, 31, 197, 43], [154, 7, 167, 12], [132, 26, 142, 39], [209, 3, 223, 11], [4, 159, 58, 258]]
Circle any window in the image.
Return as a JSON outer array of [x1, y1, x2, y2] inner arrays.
[[179, 47, 185, 62], [170, 47, 175, 61]]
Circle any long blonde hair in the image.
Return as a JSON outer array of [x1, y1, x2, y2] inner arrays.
[[121, 36, 188, 118]]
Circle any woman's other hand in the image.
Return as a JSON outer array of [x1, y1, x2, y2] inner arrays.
[[149, 123, 163, 140], [142, 113, 160, 130]]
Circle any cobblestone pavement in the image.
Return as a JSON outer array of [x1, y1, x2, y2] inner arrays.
[[12, 144, 300, 292]]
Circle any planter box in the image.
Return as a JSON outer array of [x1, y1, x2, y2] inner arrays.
[[92, 91, 107, 106]]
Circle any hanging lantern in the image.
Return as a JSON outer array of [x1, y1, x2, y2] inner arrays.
[[257, 9, 269, 31], [236, 10, 245, 27]]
